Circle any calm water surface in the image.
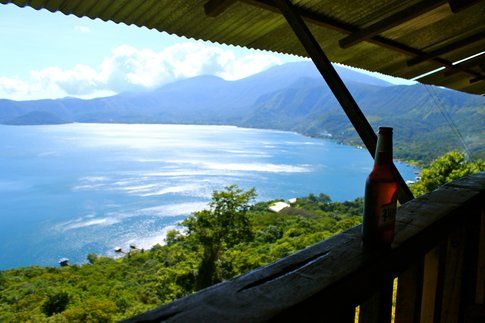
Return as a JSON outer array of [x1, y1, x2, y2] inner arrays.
[[0, 123, 417, 269]]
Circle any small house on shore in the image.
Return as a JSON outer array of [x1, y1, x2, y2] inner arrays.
[[268, 201, 290, 213], [58, 258, 69, 267]]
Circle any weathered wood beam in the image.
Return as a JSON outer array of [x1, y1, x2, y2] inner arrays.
[[395, 260, 424, 323], [420, 245, 444, 322], [438, 229, 466, 322], [273, 0, 414, 203], [443, 53, 485, 76], [469, 75, 484, 83], [407, 31, 485, 66], [204, 0, 236, 17], [239, 0, 484, 86], [448, 0, 483, 13], [359, 278, 393, 322], [339, 0, 446, 49]]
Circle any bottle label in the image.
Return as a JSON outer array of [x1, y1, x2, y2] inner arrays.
[[378, 202, 396, 227]]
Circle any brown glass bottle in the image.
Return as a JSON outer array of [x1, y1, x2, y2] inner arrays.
[[362, 127, 398, 248]]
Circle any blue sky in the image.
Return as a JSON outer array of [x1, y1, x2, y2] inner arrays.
[[0, 3, 412, 100]]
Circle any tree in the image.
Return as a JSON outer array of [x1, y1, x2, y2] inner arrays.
[[165, 229, 183, 246], [42, 291, 70, 316], [87, 253, 98, 264], [182, 185, 256, 288], [411, 151, 484, 196]]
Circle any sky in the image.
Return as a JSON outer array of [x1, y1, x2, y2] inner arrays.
[[0, 3, 413, 101]]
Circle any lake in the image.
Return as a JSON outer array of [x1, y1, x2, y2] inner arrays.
[[0, 123, 417, 269]]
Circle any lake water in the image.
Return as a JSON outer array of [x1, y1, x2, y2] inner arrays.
[[0, 123, 417, 269]]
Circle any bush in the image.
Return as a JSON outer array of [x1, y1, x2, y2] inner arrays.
[[62, 298, 117, 322], [42, 291, 70, 316], [87, 253, 98, 265], [411, 151, 484, 196]]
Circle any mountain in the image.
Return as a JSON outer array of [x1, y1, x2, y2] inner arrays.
[[1, 61, 483, 164], [242, 78, 485, 162], [0, 62, 391, 125]]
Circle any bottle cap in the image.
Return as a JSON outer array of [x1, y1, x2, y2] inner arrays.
[[378, 127, 393, 134]]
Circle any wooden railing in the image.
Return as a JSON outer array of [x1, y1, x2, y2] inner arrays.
[[125, 172, 484, 322]]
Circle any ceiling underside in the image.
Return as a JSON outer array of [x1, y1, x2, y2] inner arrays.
[[1, 0, 484, 95]]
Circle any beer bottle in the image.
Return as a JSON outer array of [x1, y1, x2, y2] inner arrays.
[[362, 127, 398, 248]]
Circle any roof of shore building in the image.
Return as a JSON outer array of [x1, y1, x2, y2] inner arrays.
[[2, 0, 484, 95]]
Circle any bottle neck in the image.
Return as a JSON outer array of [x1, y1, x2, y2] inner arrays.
[[374, 132, 393, 167]]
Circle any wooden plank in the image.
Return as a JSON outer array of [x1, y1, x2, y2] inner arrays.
[[448, 0, 484, 13], [438, 229, 466, 323], [420, 246, 443, 322], [395, 261, 423, 323], [269, 303, 355, 323], [393, 184, 481, 245], [469, 75, 484, 83], [443, 53, 485, 76], [359, 277, 393, 323], [407, 31, 485, 66], [204, 0, 236, 17], [476, 209, 485, 304], [339, 0, 446, 49], [273, 0, 414, 203], [459, 205, 483, 321]]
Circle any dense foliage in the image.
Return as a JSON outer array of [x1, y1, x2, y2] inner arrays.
[[1, 152, 482, 321], [410, 151, 484, 196], [0, 189, 362, 322]]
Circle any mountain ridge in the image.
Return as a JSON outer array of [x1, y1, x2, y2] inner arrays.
[[1, 61, 483, 163]]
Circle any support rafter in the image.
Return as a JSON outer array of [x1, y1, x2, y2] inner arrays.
[[204, 0, 236, 17], [238, 0, 484, 83], [448, 0, 483, 13], [443, 53, 485, 76], [407, 31, 485, 66], [339, 0, 446, 49], [273, 0, 414, 203]]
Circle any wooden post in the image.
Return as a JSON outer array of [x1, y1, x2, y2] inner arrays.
[[395, 260, 424, 323], [438, 229, 466, 323], [359, 278, 394, 323], [460, 203, 484, 322], [420, 244, 447, 323], [273, 0, 414, 204], [476, 208, 485, 305]]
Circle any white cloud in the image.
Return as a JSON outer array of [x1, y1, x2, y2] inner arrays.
[[219, 54, 282, 80], [0, 42, 283, 100], [74, 25, 91, 33], [0, 77, 30, 100]]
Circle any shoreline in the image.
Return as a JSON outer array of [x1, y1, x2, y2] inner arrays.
[[0, 122, 419, 270], [0, 121, 423, 167]]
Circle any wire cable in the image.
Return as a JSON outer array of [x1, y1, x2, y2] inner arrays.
[[420, 83, 473, 160]]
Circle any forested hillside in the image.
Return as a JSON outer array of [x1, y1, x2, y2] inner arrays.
[[0, 189, 363, 321], [243, 78, 485, 163]]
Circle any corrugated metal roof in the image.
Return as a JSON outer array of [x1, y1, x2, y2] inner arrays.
[[1, 0, 484, 94]]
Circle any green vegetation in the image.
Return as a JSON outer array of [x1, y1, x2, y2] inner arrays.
[[0, 189, 362, 322], [0, 152, 482, 322], [410, 151, 484, 196]]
